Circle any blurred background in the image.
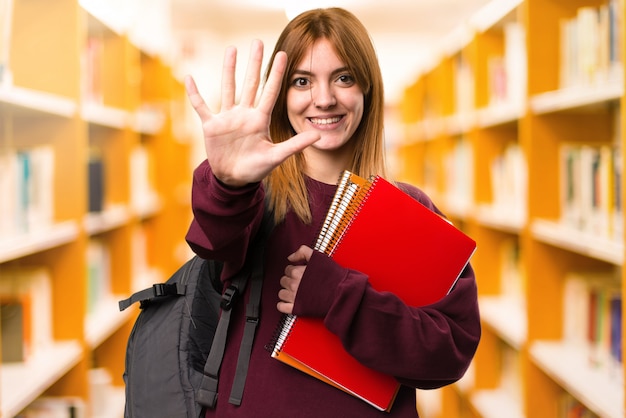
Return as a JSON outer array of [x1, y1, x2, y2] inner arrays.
[[1, 0, 624, 417]]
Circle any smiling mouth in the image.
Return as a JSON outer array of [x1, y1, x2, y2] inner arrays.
[[309, 116, 343, 125]]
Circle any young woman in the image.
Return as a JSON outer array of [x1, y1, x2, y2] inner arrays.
[[185, 7, 480, 417]]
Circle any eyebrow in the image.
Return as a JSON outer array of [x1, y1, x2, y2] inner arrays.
[[291, 67, 351, 78]]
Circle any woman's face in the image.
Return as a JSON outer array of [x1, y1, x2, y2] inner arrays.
[[286, 38, 364, 153]]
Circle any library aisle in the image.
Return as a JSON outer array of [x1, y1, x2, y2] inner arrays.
[[1, 0, 194, 416], [395, 0, 625, 417]]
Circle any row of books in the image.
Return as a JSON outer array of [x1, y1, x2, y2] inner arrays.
[[86, 239, 111, 315], [129, 144, 160, 214], [452, 20, 526, 115], [0, 143, 159, 241], [443, 136, 474, 214], [453, 52, 474, 116], [0, 267, 53, 363], [559, 142, 623, 242], [83, 34, 104, 105], [562, 270, 622, 379], [439, 138, 528, 224], [489, 142, 527, 224], [0, 146, 55, 240], [486, 21, 527, 108], [1, 239, 118, 364], [443, 141, 526, 220], [499, 238, 525, 303], [559, 0, 623, 88], [88, 144, 159, 216]]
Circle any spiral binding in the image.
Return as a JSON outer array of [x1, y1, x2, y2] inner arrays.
[[327, 176, 377, 257], [315, 171, 374, 254], [314, 171, 352, 251], [317, 181, 360, 252], [266, 313, 297, 354]]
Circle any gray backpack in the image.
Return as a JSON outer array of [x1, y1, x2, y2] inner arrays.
[[119, 215, 272, 418]]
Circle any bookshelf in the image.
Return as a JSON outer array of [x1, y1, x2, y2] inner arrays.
[[0, 0, 193, 416], [397, 0, 625, 417]]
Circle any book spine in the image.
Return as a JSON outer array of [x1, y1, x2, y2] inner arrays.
[[327, 176, 378, 257], [317, 179, 363, 254], [315, 170, 352, 251], [267, 313, 297, 355]]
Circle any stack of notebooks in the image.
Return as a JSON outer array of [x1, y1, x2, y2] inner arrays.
[[270, 171, 477, 412]]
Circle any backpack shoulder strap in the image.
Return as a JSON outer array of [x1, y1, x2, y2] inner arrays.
[[196, 209, 274, 409], [229, 211, 272, 405]]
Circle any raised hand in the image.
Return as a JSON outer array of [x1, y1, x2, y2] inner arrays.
[[185, 39, 321, 187]]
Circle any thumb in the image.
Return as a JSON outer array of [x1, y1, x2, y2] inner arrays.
[[287, 245, 314, 264], [272, 131, 321, 163]]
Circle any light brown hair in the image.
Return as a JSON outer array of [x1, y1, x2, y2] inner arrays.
[[264, 7, 387, 224]]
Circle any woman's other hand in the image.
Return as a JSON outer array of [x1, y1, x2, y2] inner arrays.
[[277, 245, 314, 314]]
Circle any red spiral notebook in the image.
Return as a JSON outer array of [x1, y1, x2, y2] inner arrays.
[[270, 171, 477, 412]]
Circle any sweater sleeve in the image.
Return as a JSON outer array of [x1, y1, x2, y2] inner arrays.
[[292, 183, 481, 388], [185, 159, 265, 277]]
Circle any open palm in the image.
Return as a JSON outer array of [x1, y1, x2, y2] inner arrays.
[[185, 39, 320, 187]]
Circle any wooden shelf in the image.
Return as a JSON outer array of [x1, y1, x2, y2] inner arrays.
[[0, 84, 77, 117], [0, 221, 80, 263], [132, 107, 166, 135], [0, 0, 193, 414], [1, 341, 83, 418], [531, 219, 623, 265], [530, 82, 623, 115], [471, 388, 525, 418], [395, 1, 625, 417], [530, 341, 624, 418], [84, 205, 133, 236], [476, 102, 523, 128], [479, 296, 526, 350], [81, 102, 131, 129], [474, 204, 525, 234]]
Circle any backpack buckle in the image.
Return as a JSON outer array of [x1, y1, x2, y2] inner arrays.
[[221, 284, 238, 310], [153, 283, 177, 297]]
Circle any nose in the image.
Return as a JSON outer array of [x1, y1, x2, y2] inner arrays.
[[313, 84, 336, 109]]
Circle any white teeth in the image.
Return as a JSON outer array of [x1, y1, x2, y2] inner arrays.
[[310, 117, 341, 125]]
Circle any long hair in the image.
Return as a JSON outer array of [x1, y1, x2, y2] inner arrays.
[[263, 7, 387, 224]]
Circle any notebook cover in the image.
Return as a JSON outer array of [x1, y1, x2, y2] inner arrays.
[[272, 172, 477, 411], [329, 175, 476, 306]]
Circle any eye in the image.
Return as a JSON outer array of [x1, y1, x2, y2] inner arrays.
[[291, 77, 310, 88], [336, 74, 355, 86]]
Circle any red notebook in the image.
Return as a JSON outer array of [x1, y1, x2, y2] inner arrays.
[[270, 171, 477, 411]]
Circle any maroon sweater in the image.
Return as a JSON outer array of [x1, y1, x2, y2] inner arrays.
[[186, 160, 481, 417]]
